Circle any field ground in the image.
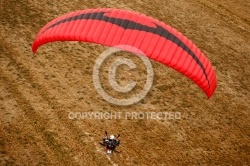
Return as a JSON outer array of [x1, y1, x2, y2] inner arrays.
[[0, 0, 249, 165]]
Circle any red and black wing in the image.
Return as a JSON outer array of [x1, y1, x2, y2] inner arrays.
[[32, 8, 216, 97]]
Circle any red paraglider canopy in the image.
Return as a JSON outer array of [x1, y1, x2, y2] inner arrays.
[[32, 8, 216, 97]]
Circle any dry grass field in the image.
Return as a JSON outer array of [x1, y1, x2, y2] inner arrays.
[[0, 0, 249, 165]]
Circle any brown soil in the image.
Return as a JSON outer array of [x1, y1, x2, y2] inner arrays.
[[0, 0, 249, 165]]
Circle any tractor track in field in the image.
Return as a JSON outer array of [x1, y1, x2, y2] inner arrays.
[[0, 37, 112, 165]]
